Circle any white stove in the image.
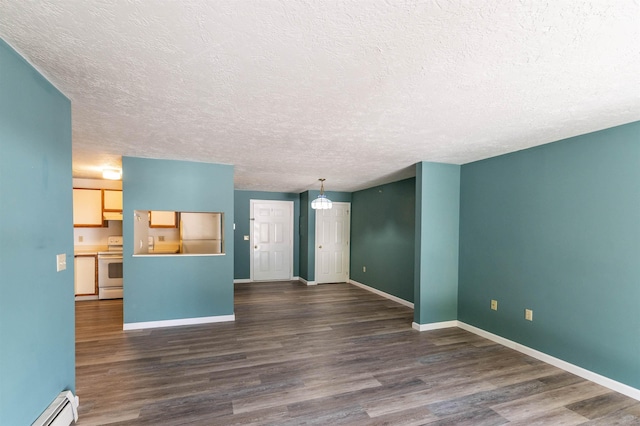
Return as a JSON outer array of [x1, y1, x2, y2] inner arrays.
[[98, 236, 123, 299]]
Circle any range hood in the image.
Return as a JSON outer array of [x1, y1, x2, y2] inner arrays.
[[103, 211, 123, 221]]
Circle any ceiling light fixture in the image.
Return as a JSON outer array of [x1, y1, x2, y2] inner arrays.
[[102, 168, 122, 180], [311, 178, 332, 210]]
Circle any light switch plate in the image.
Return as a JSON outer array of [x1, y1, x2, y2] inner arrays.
[[244, 235, 250, 241], [56, 253, 66, 272], [490, 299, 498, 311]]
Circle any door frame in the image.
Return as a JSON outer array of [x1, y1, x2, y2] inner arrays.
[[250, 199, 294, 282], [314, 202, 351, 284]]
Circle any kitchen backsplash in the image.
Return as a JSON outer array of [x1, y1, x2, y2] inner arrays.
[[148, 227, 180, 243], [74, 221, 123, 246], [73, 221, 180, 247]]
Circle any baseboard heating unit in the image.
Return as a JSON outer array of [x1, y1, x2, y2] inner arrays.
[[32, 391, 79, 426]]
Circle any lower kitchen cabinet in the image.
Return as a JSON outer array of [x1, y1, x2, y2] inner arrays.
[[74, 255, 97, 295]]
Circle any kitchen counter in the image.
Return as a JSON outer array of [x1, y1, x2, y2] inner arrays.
[[148, 242, 180, 254], [74, 245, 107, 255]]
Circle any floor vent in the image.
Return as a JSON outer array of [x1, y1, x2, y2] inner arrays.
[[32, 391, 79, 426]]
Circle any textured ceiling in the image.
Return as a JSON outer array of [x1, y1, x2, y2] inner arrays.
[[1, 1, 639, 192]]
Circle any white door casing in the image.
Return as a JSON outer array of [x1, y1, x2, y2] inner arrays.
[[251, 200, 293, 281], [315, 202, 350, 284]]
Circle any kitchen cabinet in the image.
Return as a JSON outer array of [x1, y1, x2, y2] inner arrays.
[[150, 210, 177, 228], [73, 188, 103, 227], [103, 190, 122, 211], [74, 255, 97, 295]]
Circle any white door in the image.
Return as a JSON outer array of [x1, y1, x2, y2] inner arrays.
[[315, 202, 350, 284], [251, 200, 293, 281]]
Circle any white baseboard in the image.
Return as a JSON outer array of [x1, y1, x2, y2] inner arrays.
[[236, 277, 301, 284], [411, 320, 458, 331], [123, 314, 235, 331], [411, 320, 640, 401], [299, 277, 317, 286], [349, 279, 414, 308]]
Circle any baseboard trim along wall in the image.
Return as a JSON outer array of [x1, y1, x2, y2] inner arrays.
[[457, 321, 640, 402], [299, 277, 317, 286], [235, 277, 300, 284], [411, 319, 640, 401], [123, 314, 236, 331], [411, 321, 458, 331], [349, 279, 414, 308]]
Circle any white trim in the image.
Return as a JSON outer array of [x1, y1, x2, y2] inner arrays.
[[349, 279, 414, 309], [234, 278, 299, 284], [411, 320, 458, 331], [123, 314, 235, 330], [456, 321, 640, 402], [298, 277, 317, 286]]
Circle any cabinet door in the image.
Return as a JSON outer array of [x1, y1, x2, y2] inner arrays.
[[103, 190, 123, 211], [74, 255, 97, 295], [73, 189, 103, 227], [150, 211, 177, 228]]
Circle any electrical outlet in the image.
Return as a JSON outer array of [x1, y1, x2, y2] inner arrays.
[[490, 299, 498, 311], [158, 235, 165, 242], [363, 266, 366, 272], [525, 309, 533, 321], [78, 235, 83, 242]]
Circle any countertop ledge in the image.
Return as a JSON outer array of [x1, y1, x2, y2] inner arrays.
[[133, 253, 225, 257], [74, 245, 107, 255]]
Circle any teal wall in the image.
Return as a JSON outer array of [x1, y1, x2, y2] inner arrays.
[[299, 191, 311, 280], [234, 190, 300, 279], [300, 190, 352, 281], [122, 157, 234, 323], [414, 162, 460, 324], [458, 122, 640, 389], [0, 39, 75, 424], [350, 178, 415, 302]]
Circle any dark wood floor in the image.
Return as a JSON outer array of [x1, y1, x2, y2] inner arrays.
[[75, 281, 640, 425]]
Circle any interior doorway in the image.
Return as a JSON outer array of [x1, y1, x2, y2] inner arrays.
[[250, 200, 294, 281], [315, 202, 351, 284]]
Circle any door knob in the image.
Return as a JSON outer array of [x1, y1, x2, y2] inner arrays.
[[254, 245, 258, 249], [319, 245, 322, 249]]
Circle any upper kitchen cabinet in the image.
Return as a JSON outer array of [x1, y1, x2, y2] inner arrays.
[[103, 189, 123, 221], [149, 210, 177, 228], [73, 188, 103, 227], [103, 190, 122, 211]]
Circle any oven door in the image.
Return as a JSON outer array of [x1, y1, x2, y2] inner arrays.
[[98, 254, 123, 299]]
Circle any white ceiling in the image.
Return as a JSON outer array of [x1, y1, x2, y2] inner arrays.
[[1, 1, 639, 192]]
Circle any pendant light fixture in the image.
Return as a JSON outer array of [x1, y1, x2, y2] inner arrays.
[[311, 178, 332, 210]]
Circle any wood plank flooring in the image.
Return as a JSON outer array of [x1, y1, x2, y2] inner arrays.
[[75, 281, 640, 425]]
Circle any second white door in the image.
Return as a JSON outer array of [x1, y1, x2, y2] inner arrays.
[[315, 202, 350, 284], [251, 200, 293, 281]]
